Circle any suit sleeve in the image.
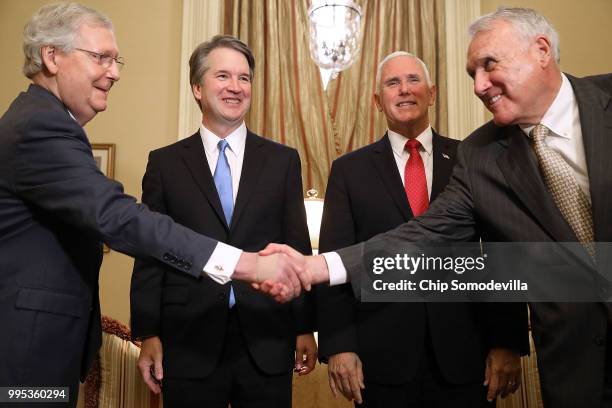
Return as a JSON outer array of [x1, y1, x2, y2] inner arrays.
[[130, 151, 167, 339], [316, 160, 359, 361], [283, 150, 316, 334], [14, 110, 218, 279], [337, 143, 530, 355]]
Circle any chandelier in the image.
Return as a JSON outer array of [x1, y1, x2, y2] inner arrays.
[[308, 0, 363, 90]]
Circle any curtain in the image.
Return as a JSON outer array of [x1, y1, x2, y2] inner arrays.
[[224, 0, 446, 195]]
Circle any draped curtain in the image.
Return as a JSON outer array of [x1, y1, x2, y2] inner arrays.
[[224, 0, 447, 195]]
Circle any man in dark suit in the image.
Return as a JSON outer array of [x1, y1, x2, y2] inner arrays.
[[0, 5, 305, 405], [130, 35, 316, 408], [264, 6, 611, 408], [317, 52, 525, 407]]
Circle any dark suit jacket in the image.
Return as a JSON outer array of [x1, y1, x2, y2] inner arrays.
[[338, 74, 612, 407], [0, 85, 223, 389], [130, 131, 313, 379], [317, 131, 524, 386]]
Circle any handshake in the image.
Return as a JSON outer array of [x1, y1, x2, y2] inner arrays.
[[232, 243, 330, 302]]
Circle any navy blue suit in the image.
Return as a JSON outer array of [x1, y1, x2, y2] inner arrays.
[[0, 85, 222, 404]]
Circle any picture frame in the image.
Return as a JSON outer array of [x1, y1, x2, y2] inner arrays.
[[91, 143, 115, 179], [91, 143, 116, 253]]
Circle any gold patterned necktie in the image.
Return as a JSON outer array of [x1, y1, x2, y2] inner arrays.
[[530, 124, 595, 260]]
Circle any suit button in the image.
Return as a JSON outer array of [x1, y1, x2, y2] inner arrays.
[[594, 335, 605, 346], [177, 260, 184, 267], [163, 253, 170, 261], [184, 262, 192, 270]]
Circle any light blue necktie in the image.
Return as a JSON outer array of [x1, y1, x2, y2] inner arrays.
[[213, 139, 235, 308]]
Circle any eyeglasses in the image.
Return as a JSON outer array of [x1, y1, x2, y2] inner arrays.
[[75, 48, 125, 71]]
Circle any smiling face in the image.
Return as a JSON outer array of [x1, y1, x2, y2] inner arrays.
[[374, 55, 435, 138], [466, 19, 555, 126], [193, 47, 252, 137], [53, 23, 120, 125]]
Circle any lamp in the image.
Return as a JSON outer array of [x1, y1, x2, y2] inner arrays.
[[307, 0, 363, 90], [304, 189, 324, 254]]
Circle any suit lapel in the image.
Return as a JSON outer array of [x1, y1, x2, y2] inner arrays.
[[569, 75, 612, 243], [231, 131, 267, 231], [370, 134, 413, 221], [496, 126, 577, 242], [430, 131, 455, 202], [180, 132, 228, 228]]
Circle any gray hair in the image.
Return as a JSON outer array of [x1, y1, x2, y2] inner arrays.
[[189, 35, 255, 88], [22, 2, 113, 79], [468, 6, 560, 63], [375, 51, 432, 95]]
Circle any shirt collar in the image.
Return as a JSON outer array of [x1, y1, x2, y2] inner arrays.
[[200, 122, 247, 156], [521, 73, 574, 140], [388, 126, 433, 156], [67, 109, 77, 122]]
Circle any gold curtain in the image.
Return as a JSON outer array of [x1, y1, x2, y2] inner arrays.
[[224, 0, 447, 195]]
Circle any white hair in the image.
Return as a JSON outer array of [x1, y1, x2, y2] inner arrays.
[[375, 51, 432, 95], [468, 6, 560, 63], [22, 2, 113, 79]]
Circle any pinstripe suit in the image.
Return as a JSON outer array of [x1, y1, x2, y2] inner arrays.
[[337, 74, 612, 408]]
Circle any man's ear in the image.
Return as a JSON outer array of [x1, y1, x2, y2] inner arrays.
[[534, 35, 554, 67], [192, 83, 202, 101], [374, 93, 383, 112], [40, 45, 60, 75], [429, 84, 437, 106]]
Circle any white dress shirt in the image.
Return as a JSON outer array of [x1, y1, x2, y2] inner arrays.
[[388, 126, 434, 197], [324, 126, 436, 285], [520, 73, 590, 201], [200, 123, 246, 201], [200, 123, 247, 284]]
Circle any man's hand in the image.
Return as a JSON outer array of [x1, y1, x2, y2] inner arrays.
[[233, 247, 310, 302], [484, 347, 521, 401], [137, 336, 163, 394], [253, 244, 331, 299], [259, 243, 331, 285], [327, 352, 365, 404], [295, 333, 318, 376]]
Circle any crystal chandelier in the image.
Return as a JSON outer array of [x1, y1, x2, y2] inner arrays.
[[308, 0, 363, 90]]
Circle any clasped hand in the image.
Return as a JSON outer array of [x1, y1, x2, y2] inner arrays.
[[233, 243, 328, 302]]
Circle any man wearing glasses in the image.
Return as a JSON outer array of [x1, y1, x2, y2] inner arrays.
[[0, 4, 306, 405]]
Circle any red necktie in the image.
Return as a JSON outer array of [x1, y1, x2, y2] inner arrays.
[[404, 139, 429, 216]]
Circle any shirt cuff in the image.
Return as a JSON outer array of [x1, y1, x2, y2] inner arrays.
[[203, 242, 242, 284], [322, 252, 348, 285]]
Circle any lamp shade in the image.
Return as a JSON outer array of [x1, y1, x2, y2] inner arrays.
[[304, 189, 324, 252]]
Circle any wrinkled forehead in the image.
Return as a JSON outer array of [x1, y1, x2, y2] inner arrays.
[[468, 20, 519, 54], [74, 22, 119, 54], [466, 23, 521, 70]]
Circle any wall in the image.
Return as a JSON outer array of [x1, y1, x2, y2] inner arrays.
[[481, 0, 612, 76], [0, 0, 183, 325]]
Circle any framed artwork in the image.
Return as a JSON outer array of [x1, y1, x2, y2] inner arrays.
[[91, 143, 115, 179], [91, 143, 116, 253]]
